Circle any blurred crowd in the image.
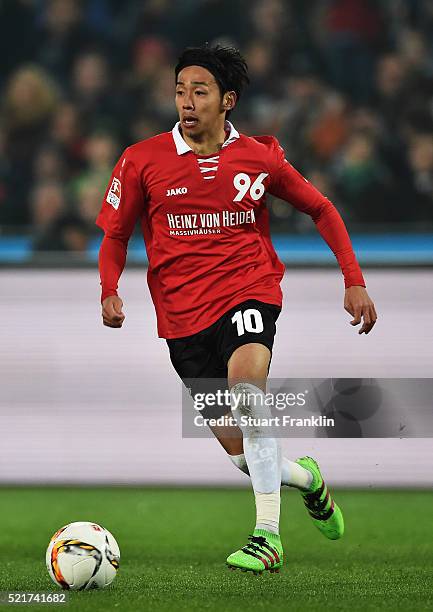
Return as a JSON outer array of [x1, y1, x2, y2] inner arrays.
[[0, 0, 433, 253]]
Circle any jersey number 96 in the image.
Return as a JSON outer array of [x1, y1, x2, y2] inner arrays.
[[233, 173, 269, 202]]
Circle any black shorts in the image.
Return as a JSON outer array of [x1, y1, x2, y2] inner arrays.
[[167, 300, 281, 417]]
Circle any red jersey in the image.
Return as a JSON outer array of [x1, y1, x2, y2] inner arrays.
[[96, 122, 365, 339]]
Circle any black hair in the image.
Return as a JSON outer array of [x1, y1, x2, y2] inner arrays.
[[175, 44, 249, 117]]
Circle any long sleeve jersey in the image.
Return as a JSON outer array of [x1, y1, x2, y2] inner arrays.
[[96, 122, 365, 338]]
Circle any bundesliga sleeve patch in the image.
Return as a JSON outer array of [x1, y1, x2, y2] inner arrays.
[[106, 177, 122, 210]]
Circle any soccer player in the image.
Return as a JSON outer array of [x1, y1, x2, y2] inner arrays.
[[96, 45, 377, 574]]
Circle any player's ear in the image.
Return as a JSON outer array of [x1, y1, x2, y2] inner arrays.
[[222, 91, 237, 111]]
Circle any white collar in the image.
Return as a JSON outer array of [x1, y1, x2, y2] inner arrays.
[[171, 120, 240, 155]]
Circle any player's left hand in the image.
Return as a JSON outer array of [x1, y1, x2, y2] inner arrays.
[[344, 286, 377, 335]]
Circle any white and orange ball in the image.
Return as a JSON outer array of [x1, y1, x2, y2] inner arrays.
[[46, 521, 120, 590]]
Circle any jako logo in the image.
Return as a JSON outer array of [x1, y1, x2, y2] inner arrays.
[[166, 187, 188, 196]]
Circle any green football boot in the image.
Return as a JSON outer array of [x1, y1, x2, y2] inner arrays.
[[226, 529, 283, 574], [295, 456, 344, 540]]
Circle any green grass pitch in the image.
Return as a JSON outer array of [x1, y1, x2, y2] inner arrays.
[[1, 487, 432, 611]]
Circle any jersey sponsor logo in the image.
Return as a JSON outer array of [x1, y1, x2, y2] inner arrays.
[[166, 209, 256, 237], [106, 177, 121, 209], [166, 187, 188, 197]]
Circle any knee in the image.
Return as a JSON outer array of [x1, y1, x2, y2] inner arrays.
[[228, 343, 270, 388]]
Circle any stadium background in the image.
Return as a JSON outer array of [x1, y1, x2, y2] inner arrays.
[[1, 0, 432, 487]]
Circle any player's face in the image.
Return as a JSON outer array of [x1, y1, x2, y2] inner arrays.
[[175, 66, 225, 138]]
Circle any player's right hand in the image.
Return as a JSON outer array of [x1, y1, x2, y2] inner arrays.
[[102, 296, 125, 328]]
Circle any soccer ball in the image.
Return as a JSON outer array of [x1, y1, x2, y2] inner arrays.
[[46, 521, 120, 590]]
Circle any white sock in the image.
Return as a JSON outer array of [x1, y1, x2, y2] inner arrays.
[[229, 453, 313, 491], [284, 459, 313, 490], [230, 383, 281, 535], [255, 492, 280, 534]]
